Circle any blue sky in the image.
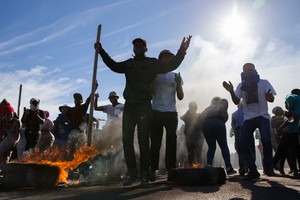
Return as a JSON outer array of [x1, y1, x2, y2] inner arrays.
[[1, 0, 300, 151]]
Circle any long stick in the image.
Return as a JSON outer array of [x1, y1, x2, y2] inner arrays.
[[17, 84, 22, 117], [87, 24, 102, 146]]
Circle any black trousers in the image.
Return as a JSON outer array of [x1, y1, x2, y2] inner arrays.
[[150, 111, 178, 172]]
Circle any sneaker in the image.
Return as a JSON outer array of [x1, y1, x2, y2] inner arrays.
[[149, 169, 156, 182], [239, 168, 246, 176], [293, 170, 299, 178], [265, 170, 276, 177], [274, 166, 285, 175], [226, 167, 237, 175], [243, 170, 260, 181], [121, 176, 138, 186], [140, 178, 149, 188]]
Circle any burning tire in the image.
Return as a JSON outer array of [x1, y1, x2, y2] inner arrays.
[[0, 163, 59, 189], [168, 167, 226, 185]]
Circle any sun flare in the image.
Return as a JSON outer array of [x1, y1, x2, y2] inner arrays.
[[221, 8, 248, 40]]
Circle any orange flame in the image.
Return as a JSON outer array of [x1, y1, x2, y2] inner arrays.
[[17, 145, 99, 184], [191, 163, 203, 168]]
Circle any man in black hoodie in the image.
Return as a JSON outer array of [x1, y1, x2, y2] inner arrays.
[[94, 35, 191, 187]]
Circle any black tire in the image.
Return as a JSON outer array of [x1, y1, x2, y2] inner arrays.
[[168, 167, 226, 185], [0, 163, 59, 189]]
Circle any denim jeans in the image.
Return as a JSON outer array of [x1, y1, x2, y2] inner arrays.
[[234, 127, 255, 170], [122, 103, 152, 178], [202, 117, 232, 168], [150, 111, 178, 171], [240, 116, 273, 171]]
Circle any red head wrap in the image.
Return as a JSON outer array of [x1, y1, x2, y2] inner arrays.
[[44, 110, 50, 118], [0, 105, 14, 116]]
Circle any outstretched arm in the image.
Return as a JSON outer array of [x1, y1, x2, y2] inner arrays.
[[222, 81, 240, 105], [94, 93, 105, 112], [178, 35, 192, 54]]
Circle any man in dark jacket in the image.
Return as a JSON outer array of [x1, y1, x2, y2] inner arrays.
[[94, 35, 191, 187]]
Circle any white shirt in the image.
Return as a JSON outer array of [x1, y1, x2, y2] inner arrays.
[[235, 79, 276, 121], [103, 103, 124, 121], [152, 72, 182, 112]]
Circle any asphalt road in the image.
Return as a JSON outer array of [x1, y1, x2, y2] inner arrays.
[[0, 171, 299, 200]]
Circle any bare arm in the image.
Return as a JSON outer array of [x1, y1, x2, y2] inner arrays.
[[94, 93, 105, 112], [222, 81, 240, 105]]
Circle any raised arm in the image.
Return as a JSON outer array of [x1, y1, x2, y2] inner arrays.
[[94, 93, 105, 112], [222, 81, 240, 105]]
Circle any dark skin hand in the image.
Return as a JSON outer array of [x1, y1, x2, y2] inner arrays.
[[265, 89, 274, 102], [94, 35, 193, 54], [222, 81, 240, 105], [223, 81, 275, 103]]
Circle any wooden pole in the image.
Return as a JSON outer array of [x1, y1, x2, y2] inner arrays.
[[87, 24, 101, 146], [17, 84, 22, 117]]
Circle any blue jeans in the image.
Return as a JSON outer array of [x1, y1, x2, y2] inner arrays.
[[122, 103, 152, 179], [240, 116, 273, 171], [234, 127, 255, 170], [202, 117, 232, 168]]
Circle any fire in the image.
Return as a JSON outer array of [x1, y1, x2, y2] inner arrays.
[[17, 145, 99, 184], [191, 163, 203, 168]]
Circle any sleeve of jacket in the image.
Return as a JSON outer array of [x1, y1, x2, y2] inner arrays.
[[99, 49, 128, 73], [156, 50, 186, 74]]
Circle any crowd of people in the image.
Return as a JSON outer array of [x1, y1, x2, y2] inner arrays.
[[0, 36, 299, 189]]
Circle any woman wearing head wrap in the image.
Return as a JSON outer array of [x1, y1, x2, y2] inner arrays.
[[0, 105, 21, 168], [37, 110, 55, 152]]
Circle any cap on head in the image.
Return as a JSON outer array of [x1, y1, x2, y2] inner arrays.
[[108, 91, 119, 99], [73, 93, 83, 101], [158, 50, 175, 60], [132, 38, 147, 48], [30, 98, 40, 106]]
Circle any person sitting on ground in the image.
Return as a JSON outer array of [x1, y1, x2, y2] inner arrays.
[[0, 105, 21, 169]]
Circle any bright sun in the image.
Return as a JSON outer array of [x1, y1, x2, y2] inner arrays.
[[221, 9, 248, 40]]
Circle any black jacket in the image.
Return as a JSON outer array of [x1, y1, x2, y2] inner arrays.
[[99, 49, 186, 104]]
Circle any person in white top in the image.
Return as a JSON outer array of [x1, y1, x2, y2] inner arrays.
[[94, 91, 124, 127], [149, 50, 184, 181], [223, 63, 276, 180]]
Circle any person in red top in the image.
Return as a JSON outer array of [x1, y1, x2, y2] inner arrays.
[[0, 105, 21, 168]]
